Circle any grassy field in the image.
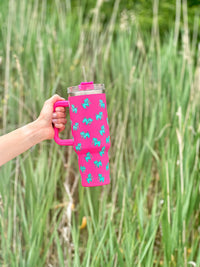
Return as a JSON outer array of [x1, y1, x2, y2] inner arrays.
[[0, 0, 200, 266]]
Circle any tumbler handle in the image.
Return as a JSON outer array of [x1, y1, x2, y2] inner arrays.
[[53, 100, 74, 146]]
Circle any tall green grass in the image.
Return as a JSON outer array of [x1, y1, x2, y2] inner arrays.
[[0, 0, 200, 266]]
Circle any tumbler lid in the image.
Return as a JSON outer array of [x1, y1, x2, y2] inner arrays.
[[79, 81, 94, 90], [68, 81, 105, 96]]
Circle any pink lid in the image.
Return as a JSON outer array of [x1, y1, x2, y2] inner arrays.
[[78, 81, 94, 91]]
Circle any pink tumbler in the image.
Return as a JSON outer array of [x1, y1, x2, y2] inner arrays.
[[53, 81, 111, 187]]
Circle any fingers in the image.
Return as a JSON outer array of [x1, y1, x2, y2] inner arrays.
[[54, 123, 66, 133], [53, 111, 66, 118], [52, 109, 67, 130], [54, 123, 66, 130], [52, 100, 67, 130], [55, 107, 66, 112], [52, 118, 67, 125]]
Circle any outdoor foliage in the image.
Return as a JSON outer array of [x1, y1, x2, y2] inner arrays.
[[0, 0, 200, 266]]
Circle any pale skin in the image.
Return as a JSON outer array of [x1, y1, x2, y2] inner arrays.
[[0, 94, 67, 166]]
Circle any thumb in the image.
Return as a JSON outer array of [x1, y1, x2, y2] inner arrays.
[[47, 94, 65, 105], [40, 94, 65, 116]]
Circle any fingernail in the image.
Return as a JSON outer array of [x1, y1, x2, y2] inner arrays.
[[52, 113, 56, 118], [52, 119, 56, 123]]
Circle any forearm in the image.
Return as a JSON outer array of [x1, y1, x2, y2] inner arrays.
[[0, 120, 46, 166], [0, 94, 66, 166]]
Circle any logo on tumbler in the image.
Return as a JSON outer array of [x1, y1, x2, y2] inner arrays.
[[99, 125, 105, 136], [87, 173, 93, 184], [82, 117, 93, 125], [94, 160, 102, 168], [76, 143, 82, 151], [96, 112, 103, 120], [92, 138, 101, 147], [99, 146, 105, 156], [73, 122, 79, 131], [80, 131, 90, 139], [98, 174, 105, 182], [71, 104, 78, 113], [85, 152, 91, 162], [99, 99, 105, 108], [80, 166, 86, 172], [82, 98, 90, 109]]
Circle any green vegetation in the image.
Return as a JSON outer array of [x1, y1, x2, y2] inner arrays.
[[0, 0, 200, 266]]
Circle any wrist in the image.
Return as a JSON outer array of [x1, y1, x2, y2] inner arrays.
[[24, 119, 48, 146]]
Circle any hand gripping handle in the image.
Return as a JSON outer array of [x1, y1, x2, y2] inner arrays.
[[53, 100, 74, 146]]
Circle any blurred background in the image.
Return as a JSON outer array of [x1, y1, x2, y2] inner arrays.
[[0, 0, 200, 266]]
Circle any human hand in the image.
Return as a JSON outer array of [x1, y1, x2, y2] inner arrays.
[[35, 94, 67, 140]]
